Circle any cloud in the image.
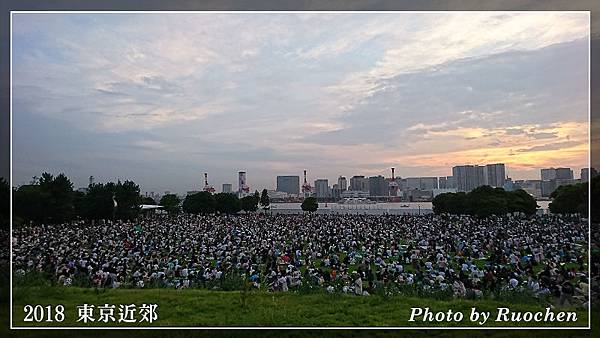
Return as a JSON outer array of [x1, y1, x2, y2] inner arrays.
[[326, 13, 589, 109], [529, 132, 558, 140], [505, 128, 526, 135], [11, 13, 590, 191], [129, 140, 173, 152], [516, 141, 582, 153], [309, 38, 588, 148]]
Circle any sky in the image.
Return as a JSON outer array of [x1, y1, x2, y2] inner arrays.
[[11, 12, 590, 194]]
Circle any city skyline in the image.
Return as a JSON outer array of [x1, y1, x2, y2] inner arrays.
[[11, 12, 590, 193], [97, 163, 591, 196], [12, 162, 591, 195]]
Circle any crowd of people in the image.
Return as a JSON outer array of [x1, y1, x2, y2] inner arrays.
[[12, 213, 591, 305]]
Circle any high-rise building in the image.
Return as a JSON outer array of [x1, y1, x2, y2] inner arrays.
[[222, 183, 232, 194], [368, 175, 387, 196], [541, 178, 579, 197], [541, 167, 573, 181], [404, 178, 421, 190], [337, 176, 347, 191], [276, 175, 300, 195], [581, 167, 598, 182], [419, 177, 438, 190], [581, 168, 589, 182], [503, 178, 514, 191], [514, 180, 542, 198], [541, 180, 557, 197], [402, 177, 438, 191], [483, 163, 506, 188], [438, 176, 456, 189], [540, 168, 555, 181], [331, 184, 341, 199], [555, 168, 573, 180], [349, 175, 369, 192], [452, 165, 484, 192], [446, 176, 456, 189], [438, 176, 448, 189], [314, 179, 330, 198]]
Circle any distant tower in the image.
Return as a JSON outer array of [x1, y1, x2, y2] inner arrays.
[[389, 167, 399, 196], [301, 170, 313, 197], [89, 175, 94, 186], [203, 172, 215, 193], [337, 176, 347, 191], [238, 171, 250, 195]]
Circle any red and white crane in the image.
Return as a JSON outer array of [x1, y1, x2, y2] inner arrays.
[[389, 167, 399, 196], [203, 172, 215, 193], [301, 169, 313, 197], [238, 171, 250, 195]]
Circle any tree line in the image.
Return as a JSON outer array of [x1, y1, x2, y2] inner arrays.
[[432, 186, 538, 217], [4, 172, 277, 226], [0, 177, 8, 228], [11, 173, 144, 226], [433, 176, 599, 219], [548, 178, 596, 216], [181, 189, 270, 215]]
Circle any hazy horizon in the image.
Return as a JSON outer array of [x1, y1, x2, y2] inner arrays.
[[11, 12, 590, 194]]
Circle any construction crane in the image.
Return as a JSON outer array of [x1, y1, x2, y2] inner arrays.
[[203, 172, 215, 193], [301, 169, 313, 197]]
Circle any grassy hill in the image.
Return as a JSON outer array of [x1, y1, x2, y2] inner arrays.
[[11, 287, 588, 328]]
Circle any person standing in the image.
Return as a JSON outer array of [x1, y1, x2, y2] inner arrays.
[[353, 272, 363, 296]]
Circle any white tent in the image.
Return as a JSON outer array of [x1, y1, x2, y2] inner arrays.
[[140, 204, 164, 210]]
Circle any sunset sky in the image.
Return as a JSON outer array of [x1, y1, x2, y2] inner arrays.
[[11, 12, 589, 193]]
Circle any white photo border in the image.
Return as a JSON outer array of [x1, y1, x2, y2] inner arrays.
[[8, 10, 593, 330]]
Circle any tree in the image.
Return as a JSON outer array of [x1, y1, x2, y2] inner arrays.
[[432, 186, 537, 217], [592, 175, 600, 222], [142, 196, 157, 205], [432, 192, 452, 214], [72, 190, 86, 219], [182, 191, 216, 214], [507, 189, 538, 215], [433, 192, 467, 215], [214, 193, 241, 214], [240, 195, 258, 212], [0, 177, 9, 228], [301, 197, 318, 212], [114, 180, 142, 221], [159, 194, 181, 215], [549, 183, 587, 215], [13, 172, 76, 224], [80, 183, 115, 220], [446, 192, 467, 215], [260, 189, 270, 210], [77, 180, 142, 221], [11, 173, 145, 223], [466, 186, 508, 217], [13, 184, 50, 224]]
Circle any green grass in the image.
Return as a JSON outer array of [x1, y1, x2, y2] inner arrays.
[[11, 287, 588, 328]]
